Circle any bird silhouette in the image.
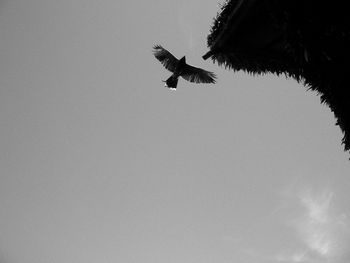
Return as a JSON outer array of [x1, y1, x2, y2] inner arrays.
[[153, 45, 216, 90]]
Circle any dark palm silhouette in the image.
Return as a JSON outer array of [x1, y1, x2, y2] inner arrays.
[[153, 45, 216, 90], [203, 0, 350, 154]]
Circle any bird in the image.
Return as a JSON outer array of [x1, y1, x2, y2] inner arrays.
[[153, 45, 216, 90]]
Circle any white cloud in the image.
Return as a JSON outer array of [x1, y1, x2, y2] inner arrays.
[[299, 190, 333, 256], [294, 189, 350, 262], [274, 251, 308, 263], [272, 187, 350, 263], [291, 252, 307, 262]]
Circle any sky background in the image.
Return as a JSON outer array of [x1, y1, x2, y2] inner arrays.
[[0, 1, 350, 263]]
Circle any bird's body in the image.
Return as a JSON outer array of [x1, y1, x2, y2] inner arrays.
[[153, 45, 216, 89]]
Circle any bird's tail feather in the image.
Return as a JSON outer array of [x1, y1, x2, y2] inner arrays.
[[163, 75, 178, 90]]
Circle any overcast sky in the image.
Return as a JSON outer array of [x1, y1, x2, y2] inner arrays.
[[1, 1, 350, 263]]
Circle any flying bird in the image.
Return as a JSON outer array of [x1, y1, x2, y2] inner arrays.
[[153, 45, 216, 90]]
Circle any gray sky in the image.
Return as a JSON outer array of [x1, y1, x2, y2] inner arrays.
[[0, 1, 350, 263]]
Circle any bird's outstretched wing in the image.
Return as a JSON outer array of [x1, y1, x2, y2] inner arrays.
[[153, 45, 178, 73], [181, 64, 216, 84]]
